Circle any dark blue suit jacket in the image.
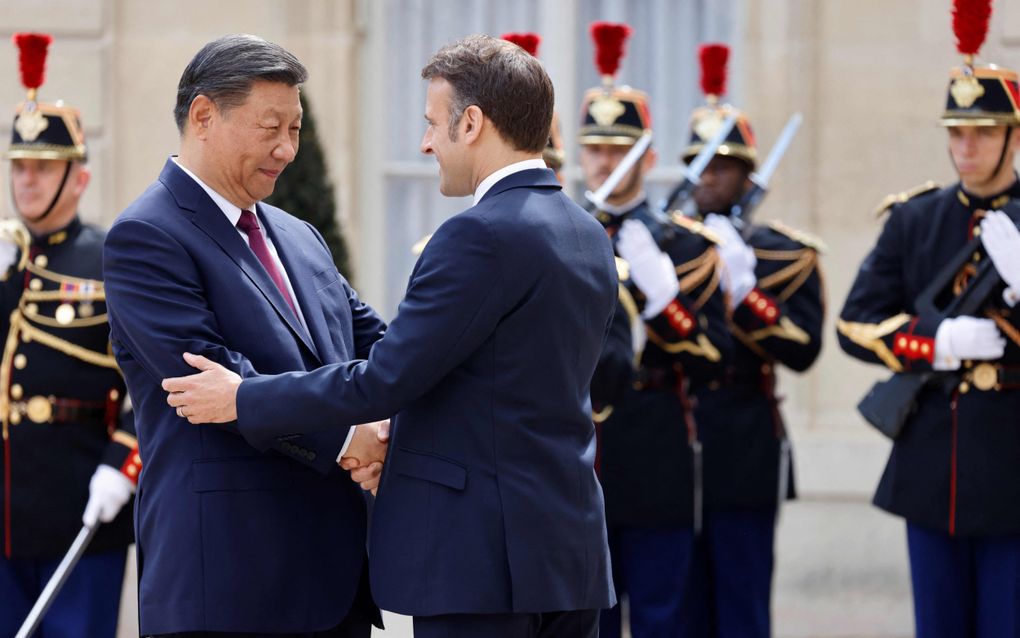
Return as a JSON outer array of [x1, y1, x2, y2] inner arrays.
[[103, 159, 386, 634], [237, 168, 618, 616]]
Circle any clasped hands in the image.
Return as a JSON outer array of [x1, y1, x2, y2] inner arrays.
[[162, 352, 390, 494]]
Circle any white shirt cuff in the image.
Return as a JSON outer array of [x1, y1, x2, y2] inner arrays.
[[335, 426, 357, 463]]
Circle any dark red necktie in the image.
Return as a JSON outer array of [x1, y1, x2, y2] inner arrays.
[[236, 210, 298, 317]]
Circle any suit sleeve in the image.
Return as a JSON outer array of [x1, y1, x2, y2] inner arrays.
[[590, 292, 635, 410], [732, 247, 824, 372], [837, 208, 939, 372], [103, 217, 345, 473], [237, 214, 512, 450], [639, 243, 732, 376]]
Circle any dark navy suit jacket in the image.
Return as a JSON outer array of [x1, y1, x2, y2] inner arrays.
[[237, 168, 618, 616], [103, 159, 386, 634]]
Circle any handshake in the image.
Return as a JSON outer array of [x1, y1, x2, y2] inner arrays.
[[339, 420, 390, 495]]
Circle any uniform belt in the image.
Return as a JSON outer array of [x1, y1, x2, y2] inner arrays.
[[962, 363, 1020, 392], [9, 396, 108, 425], [633, 367, 682, 392]]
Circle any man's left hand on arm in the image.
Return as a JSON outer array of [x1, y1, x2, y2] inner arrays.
[[162, 352, 242, 423]]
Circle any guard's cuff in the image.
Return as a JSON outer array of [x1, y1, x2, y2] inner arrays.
[[649, 297, 696, 337]]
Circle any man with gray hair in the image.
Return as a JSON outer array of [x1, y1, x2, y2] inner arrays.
[[103, 34, 388, 637], [162, 34, 618, 638]]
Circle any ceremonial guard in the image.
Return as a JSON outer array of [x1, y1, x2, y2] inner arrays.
[[678, 44, 824, 638], [838, 1, 1020, 634], [0, 34, 139, 638], [578, 22, 733, 638]]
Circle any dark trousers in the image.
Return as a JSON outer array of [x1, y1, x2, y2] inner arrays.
[[155, 614, 370, 638], [684, 508, 775, 638], [907, 522, 1020, 638], [0, 548, 127, 638], [413, 609, 599, 638], [599, 525, 694, 638]]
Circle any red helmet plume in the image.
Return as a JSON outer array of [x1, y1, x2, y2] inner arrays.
[[13, 33, 53, 92], [590, 22, 631, 78], [698, 43, 729, 99], [952, 0, 992, 57], [501, 32, 541, 57]]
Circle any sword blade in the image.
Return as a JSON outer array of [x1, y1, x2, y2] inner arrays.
[[686, 113, 739, 184], [753, 112, 802, 190], [585, 131, 653, 210], [15, 524, 98, 638]]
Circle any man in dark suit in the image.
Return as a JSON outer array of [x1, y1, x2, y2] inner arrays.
[[102, 35, 387, 637], [163, 34, 618, 638]]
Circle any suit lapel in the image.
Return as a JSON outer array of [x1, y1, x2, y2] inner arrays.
[[160, 160, 319, 360], [259, 207, 333, 361]]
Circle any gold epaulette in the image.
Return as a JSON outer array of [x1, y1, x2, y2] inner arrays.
[[767, 220, 827, 253], [670, 212, 722, 245], [873, 181, 940, 218], [411, 234, 433, 257]]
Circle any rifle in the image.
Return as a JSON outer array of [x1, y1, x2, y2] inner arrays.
[[856, 233, 1003, 439]]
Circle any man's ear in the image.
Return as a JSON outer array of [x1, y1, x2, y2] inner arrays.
[[641, 147, 658, 173], [71, 164, 91, 199], [188, 95, 216, 140], [461, 105, 484, 144]]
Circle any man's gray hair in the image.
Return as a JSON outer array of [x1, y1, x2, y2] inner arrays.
[[174, 34, 307, 133]]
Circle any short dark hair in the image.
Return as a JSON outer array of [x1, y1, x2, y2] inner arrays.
[[174, 34, 308, 133], [421, 35, 554, 153]]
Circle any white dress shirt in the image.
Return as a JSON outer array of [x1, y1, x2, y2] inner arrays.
[[472, 158, 548, 206]]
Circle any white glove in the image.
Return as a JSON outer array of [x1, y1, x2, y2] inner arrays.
[[617, 219, 679, 318], [933, 316, 1006, 371], [0, 239, 17, 274], [704, 213, 757, 309], [82, 465, 135, 528], [980, 210, 1020, 305]]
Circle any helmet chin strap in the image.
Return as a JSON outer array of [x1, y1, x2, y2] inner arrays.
[[12, 160, 72, 225], [951, 127, 1015, 193]]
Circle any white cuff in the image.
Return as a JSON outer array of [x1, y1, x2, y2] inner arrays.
[[933, 322, 961, 371], [641, 293, 674, 319], [335, 426, 357, 462]]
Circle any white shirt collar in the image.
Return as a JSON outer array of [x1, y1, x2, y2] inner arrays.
[[599, 191, 647, 216], [472, 158, 548, 205], [172, 157, 256, 225]]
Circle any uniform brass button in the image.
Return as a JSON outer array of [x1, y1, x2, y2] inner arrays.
[[13, 354, 26, 370], [78, 302, 94, 318], [26, 396, 52, 423], [55, 303, 75, 325], [109, 389, 119, 401], [23, 303, 37, 316], [29, 279, 42, 291], [10, 384, 23, 400], [33, 254, 48, 268], [972, 227, 982, 237], [958, 381, 970, 394], [9, 409, 21, 425]]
